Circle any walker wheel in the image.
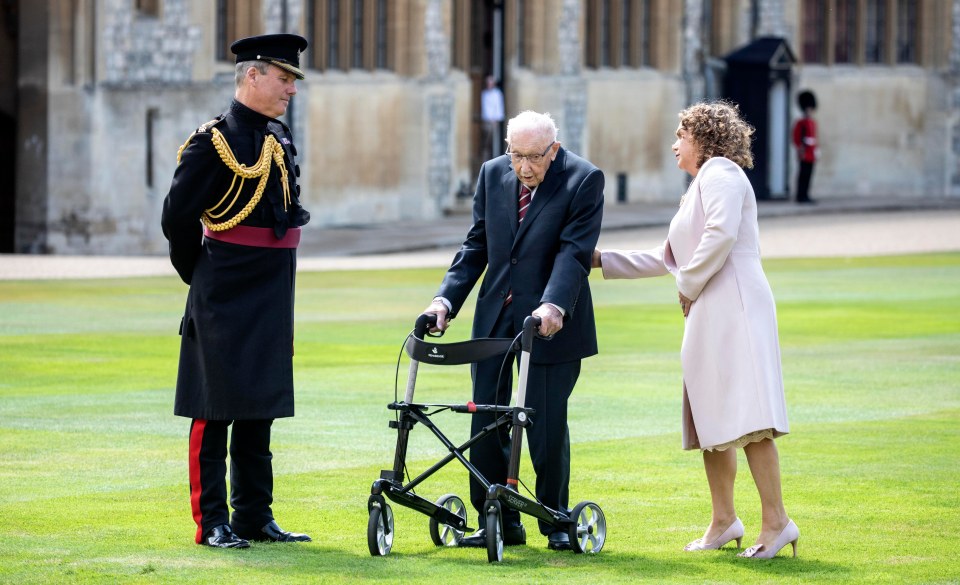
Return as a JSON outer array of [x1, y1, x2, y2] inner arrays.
[[367, 502, 394, 556], [485, 501, 503, 563], [568, 501, 606, 554], [429, 494, 467, 547]]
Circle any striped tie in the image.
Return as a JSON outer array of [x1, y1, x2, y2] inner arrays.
[[518, 185, 532, 221], [505, 185, 532, 306]]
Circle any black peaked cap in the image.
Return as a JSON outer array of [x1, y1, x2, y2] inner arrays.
[[231, 33, 308, 80]]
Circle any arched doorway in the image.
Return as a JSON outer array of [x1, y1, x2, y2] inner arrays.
[[0, 1, 18, 252], [453, 0, 504, 178]]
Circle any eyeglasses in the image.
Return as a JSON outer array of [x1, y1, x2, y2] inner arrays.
[[505, 141, 556, 165]]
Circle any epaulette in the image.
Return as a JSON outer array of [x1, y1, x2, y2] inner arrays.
[[196, 115, 226, 134], [176, 115, 226, 164]]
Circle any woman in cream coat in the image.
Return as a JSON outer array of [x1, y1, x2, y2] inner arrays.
[[593, 102, 798, 559]]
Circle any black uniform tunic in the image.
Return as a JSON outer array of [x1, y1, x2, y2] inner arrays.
[[161, 100, 310, 421]]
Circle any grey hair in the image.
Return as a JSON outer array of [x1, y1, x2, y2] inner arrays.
[[235, 60, 269, 88], [506, 110, 559, 145]]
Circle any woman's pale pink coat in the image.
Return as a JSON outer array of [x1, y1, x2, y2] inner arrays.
[[601, 157, 788, 450]]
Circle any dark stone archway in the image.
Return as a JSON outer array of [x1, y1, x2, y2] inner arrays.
[[0, 0, 18, 252]]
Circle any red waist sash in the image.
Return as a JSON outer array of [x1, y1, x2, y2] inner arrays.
[[203, 225, 301, 249]]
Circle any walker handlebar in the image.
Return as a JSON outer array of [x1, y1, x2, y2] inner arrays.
[[416, 313, 546, 346], [415, 313, 439, 339], [521, 315, 542, 352]]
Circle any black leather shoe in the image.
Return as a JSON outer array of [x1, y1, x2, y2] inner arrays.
[[235, 520, 312, 543], [547, 531, 572, 551], [457, 523, 526, 548], [201, 524, 250, 549], [504, 523, 526, 545], [457, 529, 487, 548]]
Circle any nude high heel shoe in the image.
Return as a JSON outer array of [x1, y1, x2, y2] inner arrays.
[[684, 517, 744, 551], [737, 519, 799, 559]]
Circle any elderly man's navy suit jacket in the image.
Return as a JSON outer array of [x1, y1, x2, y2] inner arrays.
[[437, 147, 604, 364]]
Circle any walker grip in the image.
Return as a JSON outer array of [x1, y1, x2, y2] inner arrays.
[[521, 316, 542, 352], [415, 313, 439, 339]]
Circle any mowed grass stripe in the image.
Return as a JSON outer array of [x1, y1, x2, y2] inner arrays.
[[0, 253, 957, 583]]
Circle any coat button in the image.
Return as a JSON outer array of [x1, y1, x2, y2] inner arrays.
[[511, 258, 518, 265]]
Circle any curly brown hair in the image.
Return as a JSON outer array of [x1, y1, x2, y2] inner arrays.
[[678, 101, 755, 170]]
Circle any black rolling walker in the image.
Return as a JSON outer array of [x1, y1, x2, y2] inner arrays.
[[367, 314, 606, 562]]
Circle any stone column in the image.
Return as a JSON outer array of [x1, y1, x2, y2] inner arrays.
[[557, 0, 586, 155], [683, 0, 704, 105], [754, 0, 786, 37], [950, 0, 960, 194], [424, 0, 453, 212]]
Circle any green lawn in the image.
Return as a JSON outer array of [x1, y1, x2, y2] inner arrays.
[[0, 253, 957, 584]]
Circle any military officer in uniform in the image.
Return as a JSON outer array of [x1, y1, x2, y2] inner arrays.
[[161, 33, 312, 549]]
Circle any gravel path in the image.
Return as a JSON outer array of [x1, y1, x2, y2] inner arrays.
[[1, 209, 957, 280]]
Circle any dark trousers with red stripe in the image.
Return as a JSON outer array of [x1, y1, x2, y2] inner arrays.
[[468, 304, 580, 536], [189, 419, 275, 542]]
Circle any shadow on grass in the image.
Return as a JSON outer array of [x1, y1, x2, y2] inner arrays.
[[214, 540, 852, 584]]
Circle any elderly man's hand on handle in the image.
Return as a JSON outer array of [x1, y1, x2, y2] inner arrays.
[[423, 299, 450, 333], [532, 303, 563, 337]]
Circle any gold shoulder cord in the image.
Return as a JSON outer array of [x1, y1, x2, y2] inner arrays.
[[175, 127, 291, 232]]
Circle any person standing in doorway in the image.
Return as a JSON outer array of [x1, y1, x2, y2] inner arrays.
[[161, 33, 312, 549], [792, 90, 819, 204], [480, 75, 505, 161]]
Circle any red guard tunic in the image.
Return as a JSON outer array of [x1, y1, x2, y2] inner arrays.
[[792, 117, 818, 163]]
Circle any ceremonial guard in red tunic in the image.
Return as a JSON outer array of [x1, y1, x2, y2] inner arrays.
[[791, 90, 818, 204], [161, 34, 312, 549]]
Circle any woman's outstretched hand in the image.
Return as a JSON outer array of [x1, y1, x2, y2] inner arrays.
[[591, 249, 602, 269]]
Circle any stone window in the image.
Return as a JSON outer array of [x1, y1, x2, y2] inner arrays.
[[801, 0, 827, 63], [351, 0, 363, 68], [216, 0, 263, 62], [585, 0, 655, 69], [451, 0, 493, 72], [896, 0, 918, 63], [135, 0, 161, 18], [374, 0, 388, 68], [703, 0, 741, 58], [833, 0, 857, 64], [800, 0, 925, 66], [305, 0, 392, 72], [863, 0, 887, 63]]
